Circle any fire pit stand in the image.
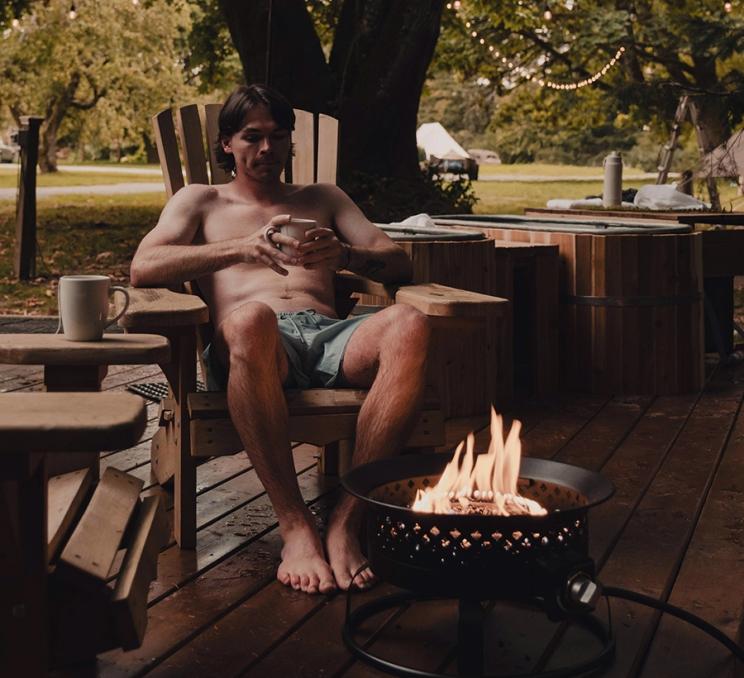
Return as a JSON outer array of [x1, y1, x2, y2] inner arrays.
[[342, 454, 616, 677]]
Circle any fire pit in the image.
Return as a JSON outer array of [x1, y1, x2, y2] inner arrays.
[[341, 411, 616, 677]]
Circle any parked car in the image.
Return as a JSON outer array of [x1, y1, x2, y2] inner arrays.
[[0, 141, 19, 163], [428, 155, 479, 180]]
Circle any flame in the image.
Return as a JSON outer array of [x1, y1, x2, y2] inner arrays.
[[412, 407, 547, 516]]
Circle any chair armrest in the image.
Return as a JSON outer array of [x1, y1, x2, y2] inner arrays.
[[117, 287, 209, 331], [394, 283, 508, 318]]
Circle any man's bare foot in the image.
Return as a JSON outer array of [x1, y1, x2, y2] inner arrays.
[[325, 523, 376, 591], [277, 524, 336, 594]]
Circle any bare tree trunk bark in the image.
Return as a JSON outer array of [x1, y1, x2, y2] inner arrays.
[[329, 0, 443, 179], [218, 0, 334, 113], [38, 119, 60, 173]]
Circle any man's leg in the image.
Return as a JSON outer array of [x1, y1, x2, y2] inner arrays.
[[325, 304, 431, 590], [216, 302, 336, 594]]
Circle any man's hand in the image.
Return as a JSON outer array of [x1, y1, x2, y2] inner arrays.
[[297, 227, 348, 271], [246, 214, 304, 276]]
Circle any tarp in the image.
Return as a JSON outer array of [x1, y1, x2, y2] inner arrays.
[[416, 122, 471, 161], [698, 128, 744, 178]]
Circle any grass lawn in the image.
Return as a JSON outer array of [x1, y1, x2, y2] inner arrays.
[[471, 178, 744, 214], [477, 162, 649, 178], [0, 167, 162, 189], [0, 193, 165, 314]]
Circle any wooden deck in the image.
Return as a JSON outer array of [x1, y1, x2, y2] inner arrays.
[[2, 319, 743, 677]]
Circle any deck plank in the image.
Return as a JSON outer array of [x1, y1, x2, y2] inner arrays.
[[639, 387, 744, 678], [98, 495, 336, 677], [546, 365, 744, 676]]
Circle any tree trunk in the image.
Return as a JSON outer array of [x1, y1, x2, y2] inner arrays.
[[218, 0, 334, 113], [329, 0, 443, 179], [38, 117, 61, 173], [218, 0, 443, 182]]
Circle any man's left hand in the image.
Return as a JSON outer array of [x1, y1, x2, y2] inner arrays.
[[297, 227, 349, 271]]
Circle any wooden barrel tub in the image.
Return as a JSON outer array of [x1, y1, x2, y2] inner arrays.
[[434, 216, 704, 396]]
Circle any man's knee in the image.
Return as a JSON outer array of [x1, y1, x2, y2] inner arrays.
[[219, 302, 280, 362], [384, 304, 431, 352]]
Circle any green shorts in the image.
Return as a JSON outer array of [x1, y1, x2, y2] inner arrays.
[[204, 309, 372, 390]]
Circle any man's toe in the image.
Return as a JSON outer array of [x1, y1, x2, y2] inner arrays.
[[290, 574, 301, 590], [319, 576, 337, 594]]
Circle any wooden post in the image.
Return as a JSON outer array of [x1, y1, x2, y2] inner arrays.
[[14, 116, 44, 281]]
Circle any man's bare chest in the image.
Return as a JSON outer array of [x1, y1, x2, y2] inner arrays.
[[199, 196, 334, 244]]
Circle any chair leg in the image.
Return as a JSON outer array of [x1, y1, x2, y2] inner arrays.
[[160, 330, 197, 550], [317, 439, 354, 477]]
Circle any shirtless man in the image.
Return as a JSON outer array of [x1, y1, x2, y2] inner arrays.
[[130, 84, 430, 594]]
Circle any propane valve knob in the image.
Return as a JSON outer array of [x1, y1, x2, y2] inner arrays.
[[566, 572, 601, 611]]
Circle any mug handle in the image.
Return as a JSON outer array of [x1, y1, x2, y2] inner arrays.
[[105, 286, 130, 329]]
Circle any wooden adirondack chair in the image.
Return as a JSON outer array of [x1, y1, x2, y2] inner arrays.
[[120, 103, 508, 549]]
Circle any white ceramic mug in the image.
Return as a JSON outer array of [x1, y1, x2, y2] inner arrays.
[[278, 218, 316, 258], [58, 275, 130, 341]]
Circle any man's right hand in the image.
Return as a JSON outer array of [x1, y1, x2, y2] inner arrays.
[[246, 214, 303, 276]]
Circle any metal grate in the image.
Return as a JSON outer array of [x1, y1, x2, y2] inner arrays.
[[126, 381, 207, 402]]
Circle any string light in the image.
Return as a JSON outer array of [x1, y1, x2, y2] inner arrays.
[[724, 1, 732, 10], [68, 2, 77, 19], [446, 3, 626, 91]]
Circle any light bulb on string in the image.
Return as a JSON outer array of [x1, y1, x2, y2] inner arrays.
[[68, 2, 77, 19], [724, 1, 732, 11], [11, 17, 19, 27], [544, 9, 553, 20]]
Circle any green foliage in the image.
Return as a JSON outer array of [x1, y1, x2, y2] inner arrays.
[[0, 0, 196, 165], [340, 170, 477, 223], [184, 0, 244, 94], [427, 0, 744, 166], [487, 84, 638, 164]]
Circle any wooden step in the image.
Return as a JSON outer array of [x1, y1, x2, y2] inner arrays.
[[56, 467, 143, 591], [112, 495, 169, 650], [47, 468, 94, 564]]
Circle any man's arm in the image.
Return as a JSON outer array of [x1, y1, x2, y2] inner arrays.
[[300, 184, 412, 284], [130, 186, 295, 287]]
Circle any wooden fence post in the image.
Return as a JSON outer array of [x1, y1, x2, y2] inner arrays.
[[14, 115, 44, 281]]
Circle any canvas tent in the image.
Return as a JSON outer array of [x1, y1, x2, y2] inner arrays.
[[416, 122, 478, 178], [416, 122, 471, 161]]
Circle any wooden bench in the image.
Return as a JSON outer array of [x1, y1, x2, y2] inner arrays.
[[0, 392, 168, 676]]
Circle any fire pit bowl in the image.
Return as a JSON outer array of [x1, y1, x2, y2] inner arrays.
[[343, 454, 614, 602]]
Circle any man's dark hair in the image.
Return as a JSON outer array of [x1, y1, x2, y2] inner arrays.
[[215, 84, 296, 174]]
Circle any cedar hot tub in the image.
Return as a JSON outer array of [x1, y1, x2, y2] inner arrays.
[[434, 215, 703, 396]]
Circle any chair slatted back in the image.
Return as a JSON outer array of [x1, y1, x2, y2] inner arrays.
[[152, 104, 339, 198]]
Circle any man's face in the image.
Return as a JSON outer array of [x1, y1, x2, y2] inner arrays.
[[222, 104, 291, 183]]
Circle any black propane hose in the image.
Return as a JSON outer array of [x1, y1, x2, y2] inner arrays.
[[602, 586, 744, 662]]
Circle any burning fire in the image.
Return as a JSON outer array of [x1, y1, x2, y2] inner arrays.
[[412, 408, 547, 517]]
